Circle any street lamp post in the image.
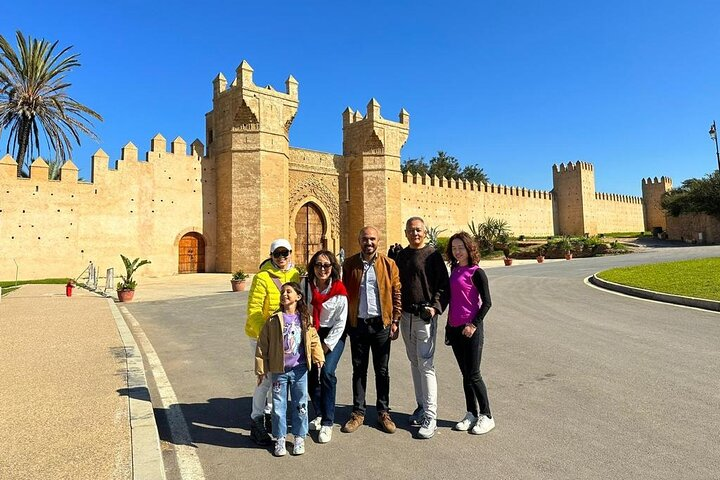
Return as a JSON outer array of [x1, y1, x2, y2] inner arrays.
[[709, 121, 720, 171]]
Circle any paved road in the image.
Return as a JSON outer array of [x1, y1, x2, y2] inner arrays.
[[125, 245, 720, 480]]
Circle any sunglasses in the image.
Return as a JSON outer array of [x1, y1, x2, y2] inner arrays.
[[273, 250, 290, 258], [314, 262, 333, 270]]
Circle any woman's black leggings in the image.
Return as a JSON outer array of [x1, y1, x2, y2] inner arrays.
[[446, 322, 491, 418]]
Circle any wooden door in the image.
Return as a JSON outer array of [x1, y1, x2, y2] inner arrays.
[[294, 203, 326, 268], [178, 232, 205, 273]]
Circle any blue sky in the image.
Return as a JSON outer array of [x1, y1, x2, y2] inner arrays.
[[3, 1, 719, 195]]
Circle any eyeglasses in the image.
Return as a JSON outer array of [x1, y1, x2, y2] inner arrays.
[[273, 250, 290, 258], [314, 262, 332, 270]]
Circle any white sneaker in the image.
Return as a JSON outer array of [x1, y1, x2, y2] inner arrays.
[[318, 425, 333, 443], [274, 438, 286, 457], [471, 415, 495, 435], [308, 416, 322, 431], [417, 416, 437, 439], [454, 412, 477, 431], [409, 405, 424, 427], [293, 436, 305, 455]]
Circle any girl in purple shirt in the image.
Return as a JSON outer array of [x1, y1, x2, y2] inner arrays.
[[445, 231, 495, 435]]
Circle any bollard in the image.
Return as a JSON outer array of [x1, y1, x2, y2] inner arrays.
[[66, 281, 75, 297]]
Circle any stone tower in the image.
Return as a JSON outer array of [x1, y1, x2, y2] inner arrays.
[[552, 161, 597, 235], [342, 99, 409, 253], [641, 176, 672, 232], [206, 61, 299, 272]]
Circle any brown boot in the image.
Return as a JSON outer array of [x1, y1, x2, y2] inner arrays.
[[378, 411, 396, 434], [341, 412, 365, 433]]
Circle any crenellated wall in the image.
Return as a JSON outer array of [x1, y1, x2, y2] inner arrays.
[[592, 191, 645, 233], [400, 174, 554, 237], [0, 135, 214, 281], [0, 60, 678, 281]]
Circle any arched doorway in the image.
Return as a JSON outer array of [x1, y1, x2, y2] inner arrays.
[[178, 232, 205, 273], [294, 203, 326, 268]]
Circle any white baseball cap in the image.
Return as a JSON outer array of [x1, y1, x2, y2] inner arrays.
[[269, 238, 292, 254]]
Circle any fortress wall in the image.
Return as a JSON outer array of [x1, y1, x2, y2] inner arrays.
[[666, 213, 720, 243], [593, 193, 645, 233], [400, 175, 554, 238], [0, 136, 213, 281]]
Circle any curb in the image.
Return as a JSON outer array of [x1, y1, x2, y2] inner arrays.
[[107, 298, 167, 480], [588, 274, 720, 312]]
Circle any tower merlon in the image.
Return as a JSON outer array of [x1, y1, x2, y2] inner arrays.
[[213, 72, 227, 98], [286, 75, 298, 98], [30, 157, 49, 180], [60, 160, 79, 182], [150, 133, 167, 152], [399, 108, 410, 125], [367, 98, 381, 121], [171, 136, 187, 154], [0, 153, 17, 179], [121, 142, 139, 162], [237, 60, 254, 88], [191, 139, 205, 157], [343, 107, 355, 126]]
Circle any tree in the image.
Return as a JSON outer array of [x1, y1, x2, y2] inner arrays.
[[661, 171, 720, 219], [428, 151, 461, 179], [402, 151, 491, 184], [461, 164, 489, 185], [0, 31, 102, 177], [401, 156, 429, 176]]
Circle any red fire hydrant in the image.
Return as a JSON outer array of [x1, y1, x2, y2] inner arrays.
[[66, 281, 75, 297]]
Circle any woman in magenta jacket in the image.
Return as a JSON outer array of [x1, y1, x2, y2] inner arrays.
[[445, 231, 495, 435]]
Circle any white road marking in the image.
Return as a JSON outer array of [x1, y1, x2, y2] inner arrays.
[[120, 306, 207, 480]]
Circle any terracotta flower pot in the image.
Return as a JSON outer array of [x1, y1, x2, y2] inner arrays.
[[565, 252, 573, 260], [503, 258, 513, 266], [231, 280, 246, 292], [536, 256, 545, 263], [117, 289, 135, 302]]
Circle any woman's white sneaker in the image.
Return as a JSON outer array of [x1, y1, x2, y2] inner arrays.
[[274, 438, 286, 457], [292, 436, 305, 455], [318, 425, 333, 443], [471, 415, 495, 435], [309, 416, 322, 431], [454, 412, 477, 431]]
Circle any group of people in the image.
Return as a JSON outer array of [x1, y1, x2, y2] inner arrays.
[[247, 218, 494, 457]]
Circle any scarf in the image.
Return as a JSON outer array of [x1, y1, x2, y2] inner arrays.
[[309, 279, 348, 330]]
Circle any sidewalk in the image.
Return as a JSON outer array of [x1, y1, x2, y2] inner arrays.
[[0, 285, 137, 480]]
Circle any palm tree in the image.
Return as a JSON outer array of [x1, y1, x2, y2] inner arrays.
[[0, 31, 102, 177]]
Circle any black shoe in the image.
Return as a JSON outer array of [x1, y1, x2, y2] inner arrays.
[[264, 413, 272, 433], [250, 417, 271, 446]]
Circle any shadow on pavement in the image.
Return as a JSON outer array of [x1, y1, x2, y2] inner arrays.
[[148, 398, 437, 448]]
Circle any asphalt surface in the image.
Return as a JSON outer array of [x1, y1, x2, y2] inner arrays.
[[124, 244, 720, 480]]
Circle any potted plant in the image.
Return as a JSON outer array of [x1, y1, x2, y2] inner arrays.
[[117, 254, 151, 302], [231, 270, 248, 291], [536, 245, 546, 263], [502, 247, 513, 266], [559, 236, 574, 260]]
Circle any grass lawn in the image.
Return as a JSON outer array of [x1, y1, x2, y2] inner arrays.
[[0, 278, 71, 296], [597, 258, 720, 301]]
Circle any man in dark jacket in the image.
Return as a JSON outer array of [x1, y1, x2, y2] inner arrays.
[[341, 226, 402, 434], [394, 217, 449, 439]]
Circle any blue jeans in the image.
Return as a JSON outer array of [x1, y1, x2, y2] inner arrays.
[[310, 331, 346, 426], [271, 364, 309, 439]]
